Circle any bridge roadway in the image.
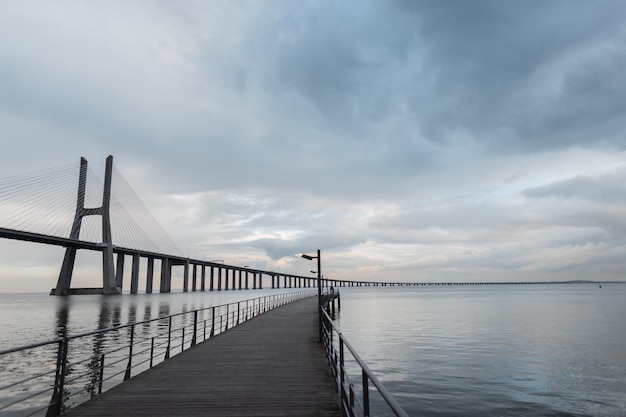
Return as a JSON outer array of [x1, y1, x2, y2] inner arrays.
[[62, 296, 341, 417], [2, 227, 605, 290]]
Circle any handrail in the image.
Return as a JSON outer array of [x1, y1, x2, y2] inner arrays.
[[321, 303, 409, 417], [0, 290, 316, 416]]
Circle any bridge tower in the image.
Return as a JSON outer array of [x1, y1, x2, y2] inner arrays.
[[51, 156, 120, 295]]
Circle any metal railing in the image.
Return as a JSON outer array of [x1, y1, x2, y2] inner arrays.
[[321, 303, 409, 417], [0, 290, 315, 416]]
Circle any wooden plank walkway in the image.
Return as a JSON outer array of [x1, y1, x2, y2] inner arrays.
[[63, 297, 341, 417]]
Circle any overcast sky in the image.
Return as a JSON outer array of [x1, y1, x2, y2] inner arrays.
[[1, 1, 626, 292]]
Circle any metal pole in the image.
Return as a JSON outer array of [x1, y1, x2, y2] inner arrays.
[[124, 325, 134, 381], [317, 249, 322, 342]]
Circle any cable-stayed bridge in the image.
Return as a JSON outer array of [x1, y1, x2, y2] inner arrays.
[[0, 156, 337, 295], [1, 156, 592, 295]]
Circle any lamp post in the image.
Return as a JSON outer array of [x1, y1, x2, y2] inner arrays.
[[302, 249, 322, 342]]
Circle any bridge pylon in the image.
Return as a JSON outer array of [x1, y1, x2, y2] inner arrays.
[[51, 156, 120, 295]]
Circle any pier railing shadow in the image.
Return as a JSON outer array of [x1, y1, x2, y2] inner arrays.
[[321, 297, 409, 417], [0, 290, 315, 417]]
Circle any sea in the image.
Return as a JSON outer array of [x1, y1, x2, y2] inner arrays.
[[1, 283, 625, 416]]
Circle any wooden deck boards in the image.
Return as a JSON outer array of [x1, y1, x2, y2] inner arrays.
[[63, 297, 341, 417]]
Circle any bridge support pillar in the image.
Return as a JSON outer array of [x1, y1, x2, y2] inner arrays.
[[146, 257, 154, 293], [160, 258, 171, 293], [201, 265, 206, 291], [183, 260, 190, 292], [115, 253, 125, 289], [51, 156, 119, 295], [192, 264, 197, 291], [130, 254, 140, 294]]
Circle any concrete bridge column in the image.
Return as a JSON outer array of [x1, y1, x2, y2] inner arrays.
[[210, 266, 215, 291], [192, 264, 197, 292], [245, 271, 249, 289], [160, 258, 171, 293], [146, 257, 154, 293], [216, 267, 222, 290], [253, 273, 257, 289], [201, 266, 206, 291], [183, 261, 190, 292], [130, 254, 140, 294], [115, 253, 125, 290], [237, 270, 242, 290], [259, 273, 263, 289]]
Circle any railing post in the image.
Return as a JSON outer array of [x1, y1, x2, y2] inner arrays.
[[349, 384, 356, 417], [225, 304, 229, 330], [211, 307, 215, 337], [340, 338, 345, 387], [124, 325, 135, 381], [165, 317, 172, 360], [47, 338, 68, 417], [363, 370, 370, 417], [192, 311, 198, 346], [237, 301, 240, 325], [150, 337, 155, 368]]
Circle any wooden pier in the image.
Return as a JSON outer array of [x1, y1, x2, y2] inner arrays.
[[62, 297, 341, 417]]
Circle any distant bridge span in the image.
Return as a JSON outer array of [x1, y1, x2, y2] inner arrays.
[[0, 157, 616, 295]]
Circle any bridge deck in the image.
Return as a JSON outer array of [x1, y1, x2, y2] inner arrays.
[[62, 297, 341, 417]]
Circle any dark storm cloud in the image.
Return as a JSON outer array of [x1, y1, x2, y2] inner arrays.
[[252, 0, 626, 153]]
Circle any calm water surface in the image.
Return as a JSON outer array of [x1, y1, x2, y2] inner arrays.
[[1, 284, 625, 416], [336, 284, 626, 417]]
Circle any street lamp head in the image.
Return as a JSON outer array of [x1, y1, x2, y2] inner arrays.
[[301, 254, 316, 260]]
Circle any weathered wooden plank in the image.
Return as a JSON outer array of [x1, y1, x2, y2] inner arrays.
[[62, 297, 341, 417]]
